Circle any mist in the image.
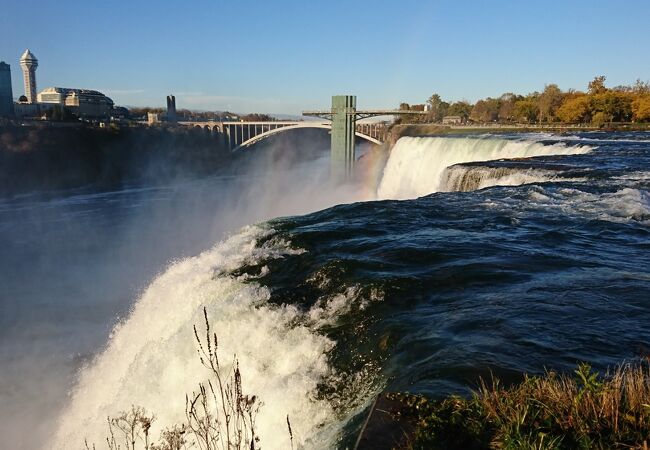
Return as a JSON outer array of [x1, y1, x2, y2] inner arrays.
[[0, 128, 381, 450]]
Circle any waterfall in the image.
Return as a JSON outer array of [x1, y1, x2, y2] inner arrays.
[[377, 136, 591, 199]]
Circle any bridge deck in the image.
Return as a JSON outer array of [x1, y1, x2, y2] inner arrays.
[[302, 109, 429, 116], [177, 120, 387, 151]]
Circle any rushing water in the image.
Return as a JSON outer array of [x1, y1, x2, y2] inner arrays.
[[1, 132, 649, 449]]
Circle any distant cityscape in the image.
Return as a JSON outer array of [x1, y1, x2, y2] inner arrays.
[[2, 48, 648, 130], [0, 49, 250, 126]]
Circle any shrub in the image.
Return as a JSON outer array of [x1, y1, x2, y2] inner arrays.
[[395, 362, 650, 450]]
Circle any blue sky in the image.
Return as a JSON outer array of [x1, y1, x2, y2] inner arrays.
[[1, 0, 649, 114]]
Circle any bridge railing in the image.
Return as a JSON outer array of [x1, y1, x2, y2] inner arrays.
[[176, 120, 387, 150]]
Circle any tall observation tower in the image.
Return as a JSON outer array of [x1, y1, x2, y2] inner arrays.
[[20, 49, 38, 104]]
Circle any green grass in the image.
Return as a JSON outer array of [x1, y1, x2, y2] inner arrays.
[[391, 363, 650, 450]]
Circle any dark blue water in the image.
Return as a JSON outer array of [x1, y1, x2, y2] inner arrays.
[[269, 180, 650, 391], [2, 132, 649, 449], [236, 131, 650, 433]]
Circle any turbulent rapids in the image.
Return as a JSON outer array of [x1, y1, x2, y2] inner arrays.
[[441, 165, 561, 192], [377, 136, 591, 199], [53, 227, 339, 448], [12, 132, 648, 449]]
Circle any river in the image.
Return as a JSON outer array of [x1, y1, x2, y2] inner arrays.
[[1, 132, 649, 449]]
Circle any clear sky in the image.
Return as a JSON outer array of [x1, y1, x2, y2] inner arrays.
[[1, 0, 649, 114]]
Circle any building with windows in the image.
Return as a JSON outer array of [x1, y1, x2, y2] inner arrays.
[[147, 112, 160, 124], [442, 115, 464, 125], [37, 87, 114, 118], [20, 49, 38, 104], [13, 94, 40, 117], [0, 61, 13, 117]]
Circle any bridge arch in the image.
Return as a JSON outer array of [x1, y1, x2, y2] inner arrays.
[[231, 123, 382, 151]]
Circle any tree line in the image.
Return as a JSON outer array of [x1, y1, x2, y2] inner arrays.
[[0, 125, 236, 196], [127, 108, 277, 122], [400, 76, 650, 126]]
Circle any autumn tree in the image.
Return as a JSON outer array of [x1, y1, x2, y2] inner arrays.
[[588, 76, 608, 95], [447, 101, 473, 120], [556, 94, 591, 123], [632, 79, 650, 94], [513, 97, 538, 123], [396, 102, 429, 123], [537, 84, 564, 123], [427, 94, 442, 108], [470, 98, 500, 122], [632, 95, 650, 122], [591, 112, 608, 127], [437, 101, 450, 121], [498, 93, 520, 123], [411, 75, 647, 126], [241, 113, 275, 121], [590, 91, 633, 124], [427, 94, 449, 122], [129, 107, 165, 117]]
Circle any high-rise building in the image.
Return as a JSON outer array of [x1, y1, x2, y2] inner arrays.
[[166, 95, 177, 122], [20, 49, 38, 104], [0, 61, 13, 117]]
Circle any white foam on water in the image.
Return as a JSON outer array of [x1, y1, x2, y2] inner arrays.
[[306, 285, 383, 328], [573, 188, 650, 224], [377, 136, 592, 199], [50, 135, 621, 450], [525, 186, 650, 225], [439, 165, 575, 192], [614, 171, 650, 182], [514, 132, 650, 144], [53, 225, 341, 449]]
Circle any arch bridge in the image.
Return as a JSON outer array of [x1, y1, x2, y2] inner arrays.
[[179, 95, 427, 180], [178, 120, 388, 151]]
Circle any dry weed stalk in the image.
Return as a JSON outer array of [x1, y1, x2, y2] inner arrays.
[[287, 415, 294, 450], [187, 307, 260, 450], [87, 307, 261, 450]]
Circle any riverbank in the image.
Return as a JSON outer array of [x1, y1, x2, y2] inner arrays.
[[0, 124, 236, 197], [0, 123, 334, 198], [388, 123, 650, 144], [356, 363, 650, 450]]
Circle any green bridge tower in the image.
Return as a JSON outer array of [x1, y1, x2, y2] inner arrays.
[[330, 95, 357, 180], [303, 96, 427, 181]]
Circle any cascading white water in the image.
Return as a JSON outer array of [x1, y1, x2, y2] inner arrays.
[[52, 135, 595, 450], [53, 225, 341, 449], [377, 136, 592, 199], [440, 165, 562, 192]]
